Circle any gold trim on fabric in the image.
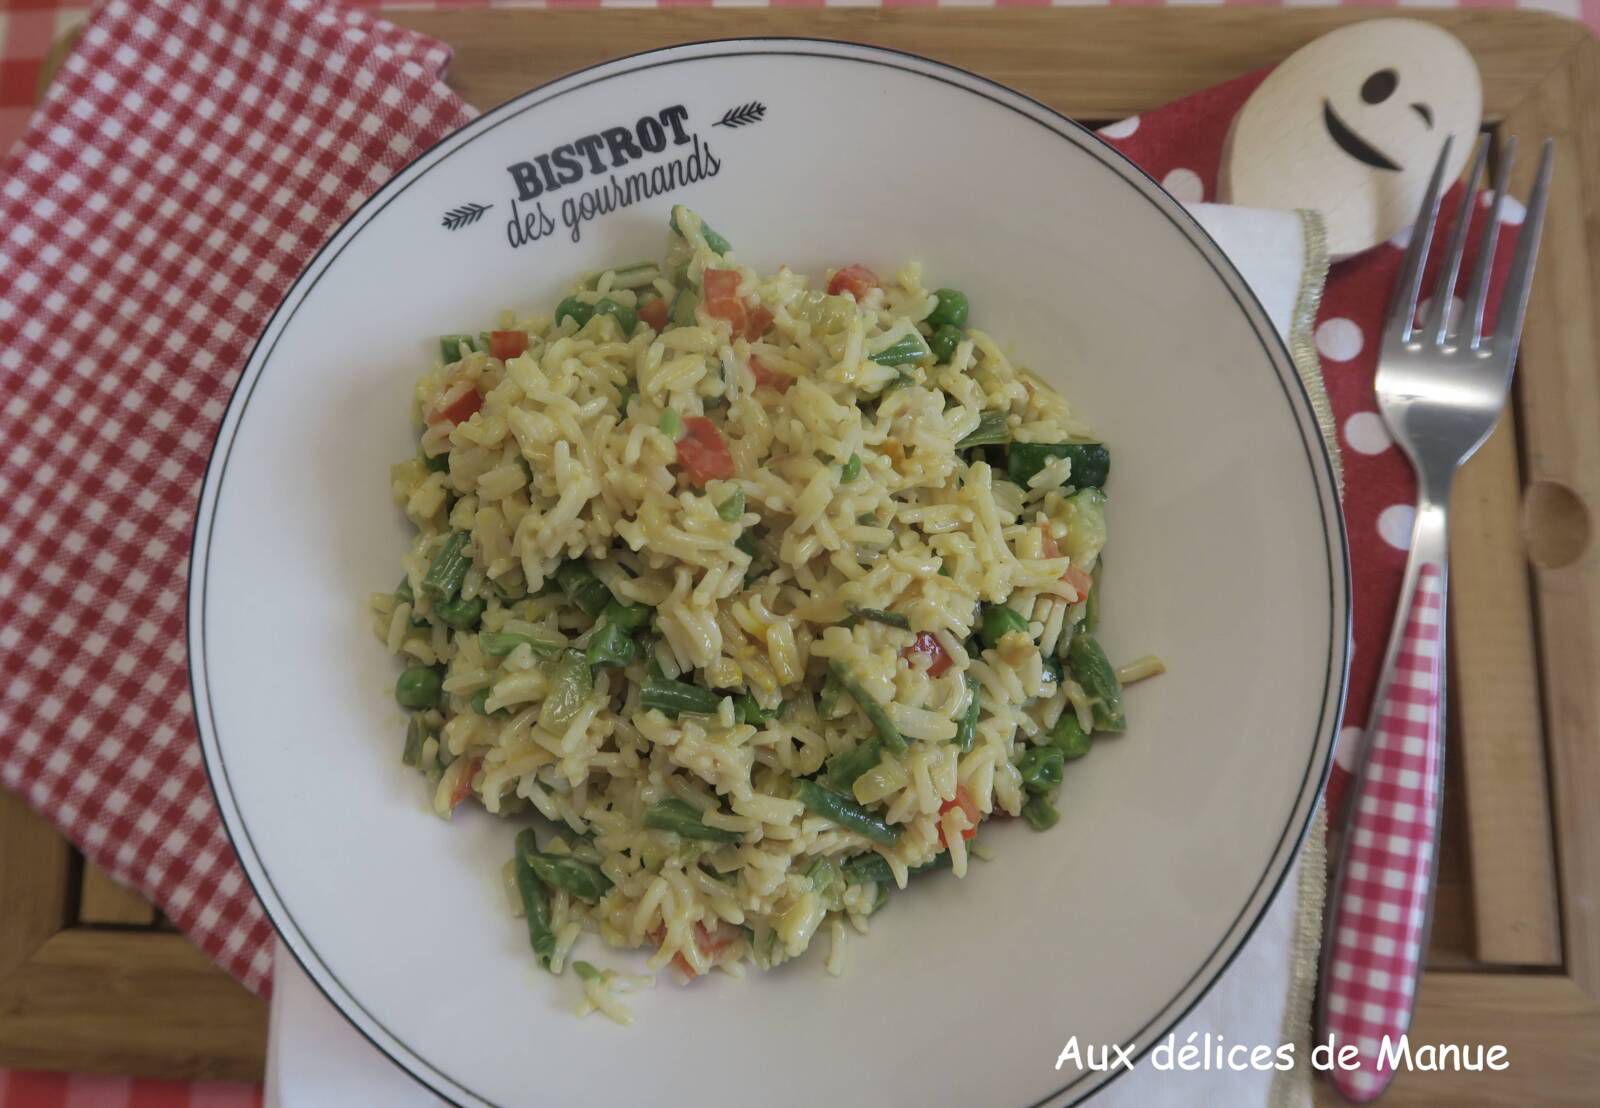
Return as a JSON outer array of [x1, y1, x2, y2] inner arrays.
[[1270, 208, 1336, 1108], [1289, 208, 1339, 491]]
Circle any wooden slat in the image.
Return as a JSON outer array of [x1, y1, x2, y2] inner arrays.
[[0, 931, 266, 1081], [1427, 727, 1480, 970], [78, 861, 159, 929], [1450, 412, 1561, 966], [1313, 973, 1600, 1106], [1499, 34, 1600, 1004], [389, 9, 1589, 120], [0, 789, 70, 982]]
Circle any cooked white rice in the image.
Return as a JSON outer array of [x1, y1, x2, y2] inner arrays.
[[371, 206, 1126, 988]]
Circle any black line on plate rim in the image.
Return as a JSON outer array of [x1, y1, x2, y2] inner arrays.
[[187, 37, 1350, 1108]]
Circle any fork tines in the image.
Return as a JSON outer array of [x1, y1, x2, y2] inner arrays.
[[1388, 135, 1555, 358]]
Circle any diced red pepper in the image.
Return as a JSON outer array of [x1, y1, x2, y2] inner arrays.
[[750, 356, 794, 394], [704, 296, 747, 334], [653, 921, 734, 979], [703, 269, 741, 300], [1040, 524, 1061, 560], [488, 330, 528, 360], [674, 416, 735, 486], [429, 383, 483, 425], [744, 305, 774, 341], [827, 264, 878, 302], [447, 757, 481, 811], [902, 631, 953, 678], [938, 785, 980, 848], [1064, 564, 1093, 599], [638, 297, 670, 332]]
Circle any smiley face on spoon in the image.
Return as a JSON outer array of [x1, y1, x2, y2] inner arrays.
[[1222, 20, 1482, 258]]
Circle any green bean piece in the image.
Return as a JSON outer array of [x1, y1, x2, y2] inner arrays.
[[602, 598, 652, 634], [394, 577, 414, 605], [592, 297, 637, 336], [640, 674, 722, 716], [555, 297, 595, 329], [928, 288, 970, 330], [979, 605, 1030, 648], [733, 694, 778, 728], [735, 529, 759, 559], [522, 849, 613, 903], [840, 453, 862, 484], [479, 630, 563, 659], [954, 674, 981, 753], [422, 531, 472, 601], [440, 334, 474, 362], [825, 736, 883, 793], [513, 829, 557, 968], [806, 856, 841, 899], [618, 384, 636, 415], [395, 666, 442, 710], [1085, 562, 1101, 633], [541, 650, 593, 726], [401, 715, 432, 768], [818, 671, 844, 720], [1006, 442, 1111, 490], [869, 334, 928, 367], [826, 659, 906, 754], [422, 450, 450, 474], [1017, 745, 1065, 795], [469, 688, 513, 718], [793, 780, 900, 847], [573, 960, 603, 982], [1048, 711, 1093, 760], [670, 288, 700, 326], [717, 488, 745, 522], [871, 884, 891, 914], [928, 324, 963, 364], [842, 848, 953, 886], [642, 798, 743, 843], [659, 409, 683, 440], [1022, 795, 1060, 832], [434, 594, 484, 631], [669, 206, 732, 255], [846, 605, 909, 630], [956, 411, 1010, 449], [585, 622, 638, 670], [1066, 634, 1126, 733], [601, 261, 661, 290], [554, 560, 612, 619]]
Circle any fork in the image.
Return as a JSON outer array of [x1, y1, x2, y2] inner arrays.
[[1315, 136, 1554, 1103]]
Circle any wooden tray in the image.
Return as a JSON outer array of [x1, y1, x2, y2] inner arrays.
[[4, 9, 1598, 1103]]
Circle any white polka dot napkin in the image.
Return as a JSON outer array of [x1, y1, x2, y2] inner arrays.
[[0, 0, 471, 995]]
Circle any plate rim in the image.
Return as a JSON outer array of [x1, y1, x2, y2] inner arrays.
[[187, 36, 1351, 1108]]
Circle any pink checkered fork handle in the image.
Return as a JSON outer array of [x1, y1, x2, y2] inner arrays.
[[1319, 565, 1445, 1101]]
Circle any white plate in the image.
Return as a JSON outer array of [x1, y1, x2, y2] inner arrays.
[[190, 40, 1348, 1108]]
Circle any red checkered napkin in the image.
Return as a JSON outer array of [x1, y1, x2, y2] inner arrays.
[[0, 0, 470, 995]]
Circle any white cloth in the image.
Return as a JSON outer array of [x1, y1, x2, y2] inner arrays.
[[266, 202, 1323, 1108]]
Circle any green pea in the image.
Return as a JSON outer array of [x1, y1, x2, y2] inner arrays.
[[395, 666, 442, 709], [929, 324, 963, 364], [1023, 795, 1060, 831], [593, 298, 637, 336], [840, 453, 862, 483], [555, 297, 594, 329], [928, 289, 969, 329]]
